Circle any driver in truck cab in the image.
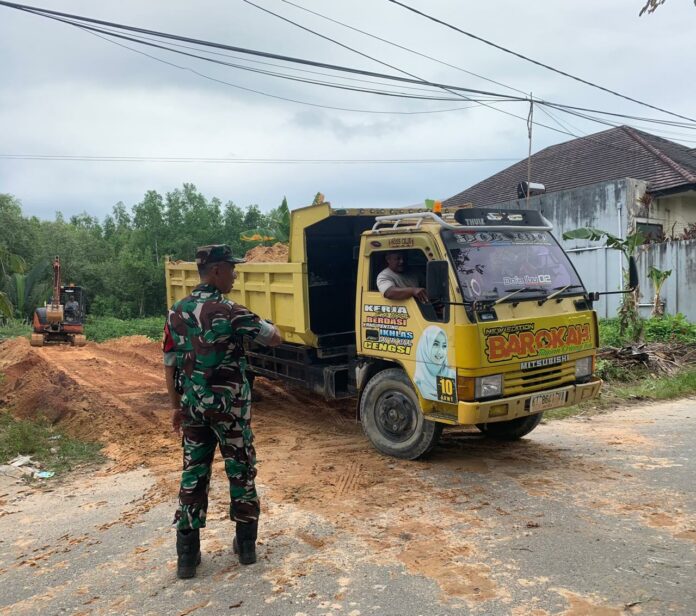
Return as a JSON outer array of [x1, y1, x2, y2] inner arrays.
[[377, 250, 429, 303]]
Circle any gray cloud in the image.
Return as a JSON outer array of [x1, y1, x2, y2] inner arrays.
[[0, 0, 694, 220]]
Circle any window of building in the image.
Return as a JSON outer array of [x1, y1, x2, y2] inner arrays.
[[636, 222, 664, 243]]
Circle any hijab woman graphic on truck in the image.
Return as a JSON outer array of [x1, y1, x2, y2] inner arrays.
[[414, 326, 455, 401]]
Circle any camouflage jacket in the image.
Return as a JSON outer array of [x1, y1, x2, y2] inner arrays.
[[166, 283, 274, 416]]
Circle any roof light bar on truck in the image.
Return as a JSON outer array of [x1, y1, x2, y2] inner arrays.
[[372, 209, 553, 232]]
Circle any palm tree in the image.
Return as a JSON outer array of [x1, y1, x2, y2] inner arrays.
[[4, 260, 51, 319], [0, 246, 26, 319]]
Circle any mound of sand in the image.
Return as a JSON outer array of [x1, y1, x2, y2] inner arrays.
[[0, 337, 171, 469], [244, 242, 289, 263], [0, 338, 93, 433]]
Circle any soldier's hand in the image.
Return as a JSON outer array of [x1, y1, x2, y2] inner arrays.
[[268, 325, 283, 347], [171, 408, 183, 436]]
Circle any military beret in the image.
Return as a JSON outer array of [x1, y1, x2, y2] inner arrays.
[[195, 244, 245, 266]]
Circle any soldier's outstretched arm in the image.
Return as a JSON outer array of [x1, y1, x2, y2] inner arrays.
[[209, 304, 282, 348]]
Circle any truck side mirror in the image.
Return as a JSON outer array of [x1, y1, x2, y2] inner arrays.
[[426, 260, 450, 303], [628, 256, 639, 291]]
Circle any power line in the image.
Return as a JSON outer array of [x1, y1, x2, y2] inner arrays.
[[0, 1, 524, 101], [278, 0, 529, 97], [240, 0, 469, 100], [266, 0, 696, 148], [259, 0, 696, 140], [232, 1, 613, 143], [11, 2, 588, 140], [68, 20, 490, 116], [2, 1, 694, 137], [386, 0, 696, 124], [240, 0, 574, 137], [0, 154, 521, 164]]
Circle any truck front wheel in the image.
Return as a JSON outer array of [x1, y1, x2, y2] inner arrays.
[[360, 368, 442, 460], [477, 412, 543, 440]]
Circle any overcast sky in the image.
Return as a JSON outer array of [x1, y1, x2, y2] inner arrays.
[[1, 0, 694, 220]]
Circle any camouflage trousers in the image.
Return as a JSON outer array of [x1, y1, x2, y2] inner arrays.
[[173, 406, 259, 530]]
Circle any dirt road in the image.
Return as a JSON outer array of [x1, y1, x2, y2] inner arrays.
[[0, 338, 694, 615]]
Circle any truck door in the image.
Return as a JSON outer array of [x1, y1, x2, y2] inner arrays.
[[358, 238, 458, 407]]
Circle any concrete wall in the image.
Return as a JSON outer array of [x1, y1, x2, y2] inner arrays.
[[648, 191, 696, 237], [486, 178, 696, 320], [637, 239, 696, 321]]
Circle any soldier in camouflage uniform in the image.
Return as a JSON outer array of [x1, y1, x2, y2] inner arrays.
[[164, 244, 281, 579]]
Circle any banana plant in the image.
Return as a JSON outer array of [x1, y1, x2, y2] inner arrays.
[[563, 227, 646, 341], [647, 266, 672, 317]]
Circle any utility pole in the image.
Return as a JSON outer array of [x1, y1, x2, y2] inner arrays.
[[526, 93, 534, 208]]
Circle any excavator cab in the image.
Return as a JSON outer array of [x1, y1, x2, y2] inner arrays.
[[61, 286, 86, 325], [30, 257, 87, 347]]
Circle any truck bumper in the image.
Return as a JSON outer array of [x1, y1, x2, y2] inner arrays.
[[454, 378, 603, 425]]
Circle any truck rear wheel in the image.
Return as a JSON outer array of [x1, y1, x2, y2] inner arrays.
[[478, 412, 543, 440], [360, 368, 442, 460]]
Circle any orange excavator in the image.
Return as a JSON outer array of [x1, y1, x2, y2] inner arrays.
[[30, 257, 86, 347]]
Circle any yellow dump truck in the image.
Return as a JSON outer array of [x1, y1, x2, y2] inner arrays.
[[166, 202, 608, 459]]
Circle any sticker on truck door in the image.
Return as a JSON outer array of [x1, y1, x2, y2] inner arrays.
[[414, 326, 457, 403]]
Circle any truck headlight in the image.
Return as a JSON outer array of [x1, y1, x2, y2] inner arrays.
[[475, 374, 502, 399], [575, 356, 593, 379]]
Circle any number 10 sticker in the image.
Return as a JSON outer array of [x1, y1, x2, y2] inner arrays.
[[436, 376, 458, 404]]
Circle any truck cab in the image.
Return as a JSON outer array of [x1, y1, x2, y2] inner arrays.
[[165, 203, 602, 459], [356, 207, 601, 458]]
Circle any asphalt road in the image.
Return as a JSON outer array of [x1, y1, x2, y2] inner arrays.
[[1, 398, 694, 616]]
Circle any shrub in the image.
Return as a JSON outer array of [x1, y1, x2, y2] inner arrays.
[[643, 313, 696, 344], [599, 314, 696, 347], [598, 319, 624, 347], [84, 316, 164, 343]]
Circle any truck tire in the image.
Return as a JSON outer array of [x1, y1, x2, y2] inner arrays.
[[360, 368, 442, 460], [478, 412, 543, 440]]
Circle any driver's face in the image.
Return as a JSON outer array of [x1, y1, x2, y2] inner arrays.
[[385, 252, 406, 273]]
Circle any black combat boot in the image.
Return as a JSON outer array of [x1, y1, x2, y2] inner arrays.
[[233, 521, 257, 565], [176, 529, 201, 579]]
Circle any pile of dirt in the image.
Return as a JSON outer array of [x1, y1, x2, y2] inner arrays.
[[599, 341, 696, 375], [244, 242, 289, 263], [0, 336, 174, 470]]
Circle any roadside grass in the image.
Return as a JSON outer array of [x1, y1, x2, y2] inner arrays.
[[0, 411, 104, 476], [84, 315, 164, 342], [599, 313, 696, 347], [0, 316, 164, 343], [545, 368, 696, 421], [614, 368, 696, 401], [0, 319, 31, 340]]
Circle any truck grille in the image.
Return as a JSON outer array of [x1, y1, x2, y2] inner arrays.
[[504, 361, 575, 396]]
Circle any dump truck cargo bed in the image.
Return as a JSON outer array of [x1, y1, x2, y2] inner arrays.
[[164, 203, 416, 348]]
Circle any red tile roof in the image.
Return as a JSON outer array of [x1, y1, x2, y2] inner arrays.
[[443, 126, 696, 208]]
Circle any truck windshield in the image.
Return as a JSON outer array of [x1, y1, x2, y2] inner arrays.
[[444, 229, 584, 302]]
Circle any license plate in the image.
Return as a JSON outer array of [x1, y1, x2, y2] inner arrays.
[[530, 390, 568, 413]]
